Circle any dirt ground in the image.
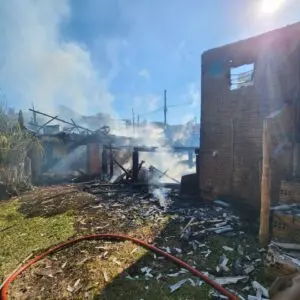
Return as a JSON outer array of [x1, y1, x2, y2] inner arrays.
[[0, 184, 273, 300]]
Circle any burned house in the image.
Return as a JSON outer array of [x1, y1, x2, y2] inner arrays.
[[200, 22, 300, 207]]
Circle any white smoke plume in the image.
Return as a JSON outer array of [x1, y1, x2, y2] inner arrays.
[[0, 0, 114, 115], [111, 123, 197, 182], [0, 0, 198, 183]]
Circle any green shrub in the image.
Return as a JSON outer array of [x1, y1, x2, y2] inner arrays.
[[0, 108, 43, 193]]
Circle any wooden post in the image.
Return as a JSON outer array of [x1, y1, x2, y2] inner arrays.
[[102, 147, 108, 176], [132, 148, 139, 183], [259, 118, 271, 246], [109, 145, 114, 179]]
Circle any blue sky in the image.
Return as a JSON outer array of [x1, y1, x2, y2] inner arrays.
[[1, 0, 300, 124]]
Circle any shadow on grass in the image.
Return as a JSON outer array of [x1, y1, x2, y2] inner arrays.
[[95, 198, 265, 300], [17, 186, 96, 218], [7, 185, 272, 300]]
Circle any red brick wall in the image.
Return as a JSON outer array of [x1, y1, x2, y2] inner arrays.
[[200, 22, 300, 207]]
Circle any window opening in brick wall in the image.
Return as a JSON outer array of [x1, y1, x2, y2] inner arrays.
[[230, 63, 255, 90]]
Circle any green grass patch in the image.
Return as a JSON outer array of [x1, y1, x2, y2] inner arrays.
[[99, 277, 210, 300], [0, 199, 75, 279]]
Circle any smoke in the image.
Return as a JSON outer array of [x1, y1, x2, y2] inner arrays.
[[36, 107, 197, 185], [110, 122, 196, 182], [151, 187, 170, 210], [50, 145, 86, 174], [0, 0, 114, 115], [140, 151, 195, 182], [0, 0, 198, 183]]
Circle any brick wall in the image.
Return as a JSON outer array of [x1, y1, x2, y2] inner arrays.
[[200, 22, 300, 207]]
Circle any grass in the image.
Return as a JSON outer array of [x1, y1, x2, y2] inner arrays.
[[95, 239, 211, 299], [0, 199, 75, 281], [99, 277, 210, 300], [0, 186, 274, 299]]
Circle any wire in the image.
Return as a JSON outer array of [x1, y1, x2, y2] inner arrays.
[[140, 101, 195, 117], [167, 101, 194, 108], [0, 234, 239, 300], [139, 106, 164, 116]]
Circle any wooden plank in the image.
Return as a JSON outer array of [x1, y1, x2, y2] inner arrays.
[[259, 119, 271, 247]]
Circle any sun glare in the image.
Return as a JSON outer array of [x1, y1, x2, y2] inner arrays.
[[261, 0, 284, 14]]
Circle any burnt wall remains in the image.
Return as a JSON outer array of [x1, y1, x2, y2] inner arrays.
[[200, 22, 300, 207]]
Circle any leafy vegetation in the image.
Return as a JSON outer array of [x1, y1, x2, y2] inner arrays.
[[0, 107, 43, 193]]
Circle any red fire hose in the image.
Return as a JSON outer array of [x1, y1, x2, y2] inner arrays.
[[0, 234, 239, 300]]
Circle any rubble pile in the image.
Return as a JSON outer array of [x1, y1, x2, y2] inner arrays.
[[265, 242, 300, 275], [81, 181, 271, 299]]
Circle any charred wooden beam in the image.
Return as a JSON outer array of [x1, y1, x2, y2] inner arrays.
[[29, 108, 93, 133], [113, 158, 130, 178], [109, 145, 114, 179], [37, 116, 59, 133], [102, 145, 197, 153], [132, 148, 139, 182], [102, 148, 108, 176], [70, 118, 81, 133]]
